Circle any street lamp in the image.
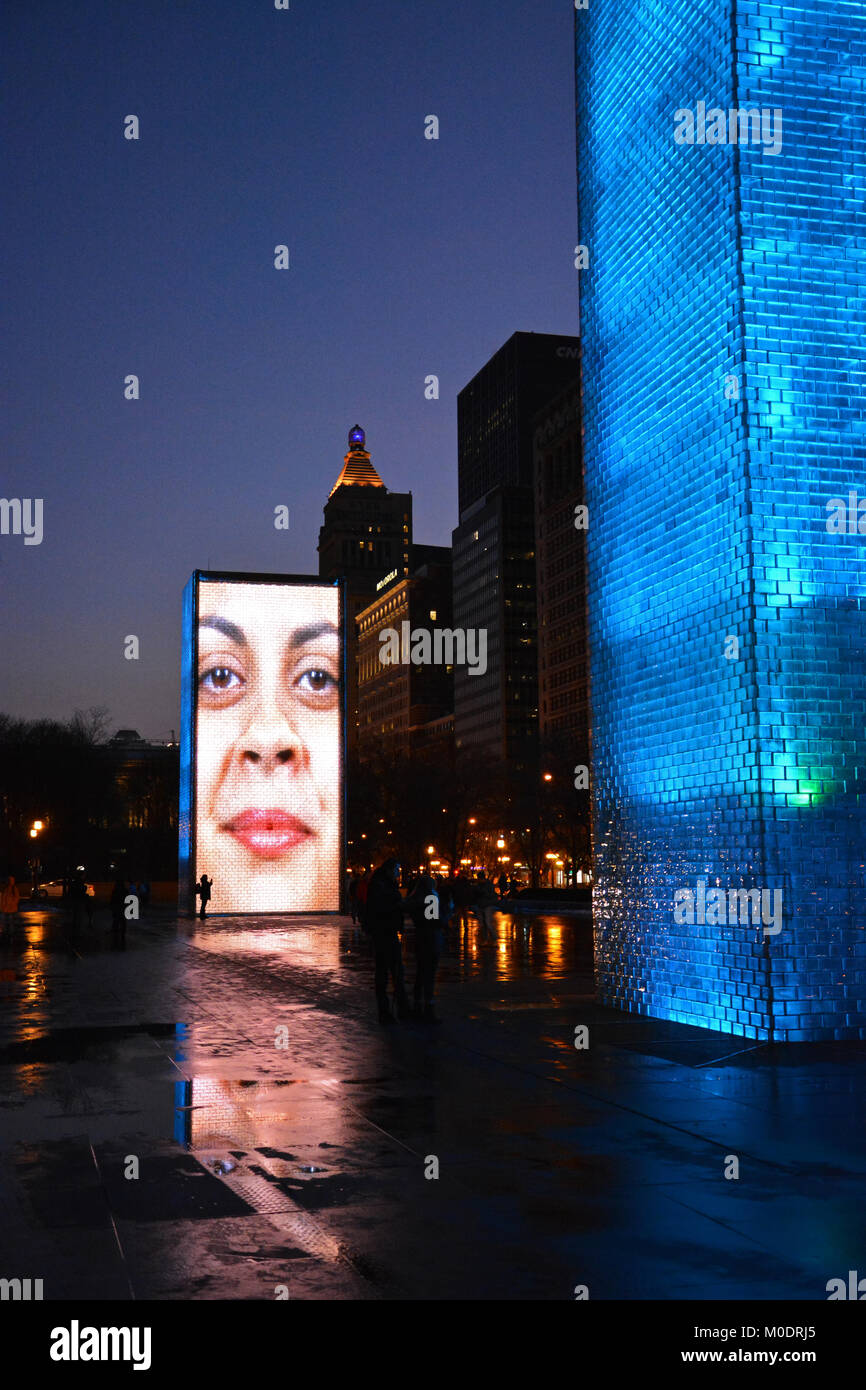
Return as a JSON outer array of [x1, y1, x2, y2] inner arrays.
[[33, 820, 43, 831], [543, 773, 553, 783]]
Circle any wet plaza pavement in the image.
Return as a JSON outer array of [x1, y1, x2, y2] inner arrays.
[[0, 903, 864, 1301]]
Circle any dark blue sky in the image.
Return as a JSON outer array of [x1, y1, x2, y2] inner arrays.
[[2, 0, 578, 739]]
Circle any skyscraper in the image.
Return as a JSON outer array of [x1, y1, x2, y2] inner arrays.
[[533, 375, 587, 747], [318, 426, 412, 753], [453, 333, 580, 759], [576, 2, 866, 1039], [355, 546, 453, 764]]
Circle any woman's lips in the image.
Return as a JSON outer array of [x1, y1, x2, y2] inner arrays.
[[224, 809, 312, 858]]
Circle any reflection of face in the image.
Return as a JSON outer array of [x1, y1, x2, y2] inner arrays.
[[195, 582, 341, 912]]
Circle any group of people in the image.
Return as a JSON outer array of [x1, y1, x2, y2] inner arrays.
[[0, 871, 151, 942], [347, 863, 513, 1026]]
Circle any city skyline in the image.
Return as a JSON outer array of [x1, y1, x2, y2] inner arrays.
[[1, 0, 579, 738]]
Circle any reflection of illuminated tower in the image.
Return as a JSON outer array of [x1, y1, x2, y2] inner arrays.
[[318, 427, 412, 754]]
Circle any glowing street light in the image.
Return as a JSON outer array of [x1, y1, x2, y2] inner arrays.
[[427, 845, 435, 854], [33, 820, 44, 831], [543, 773, 553, 782], [496, 838, 505, 849], [29, 829, 38, 839]]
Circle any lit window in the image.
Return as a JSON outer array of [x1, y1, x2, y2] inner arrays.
[[429, 609, 437, 620]]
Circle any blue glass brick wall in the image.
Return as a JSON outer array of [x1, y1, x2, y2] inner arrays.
[[576, 0, 866, 1040]]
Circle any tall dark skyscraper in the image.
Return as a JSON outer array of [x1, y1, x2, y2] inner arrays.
[[452, 333, 580, 759], [533, 375, 586, 746], [318, 426, 412, 754]]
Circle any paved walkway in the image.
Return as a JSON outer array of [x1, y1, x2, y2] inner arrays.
[[0, 905, 863, 1300]]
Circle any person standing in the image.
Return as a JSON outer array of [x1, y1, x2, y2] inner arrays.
[[1, 876, 21, 934], [474, 872, 499, 942], [110, 876, 127, 940], [364, 858, 411, 1024], [405, 870, 443, 1023], [69, 872, 87, 930], [347, 871, 360, 925], [355, 868, 371, 933], [196, 874, 213, 920]]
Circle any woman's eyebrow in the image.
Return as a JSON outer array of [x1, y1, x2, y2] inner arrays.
[[199, 616, 247, 647], [289, 620, 339, 649]]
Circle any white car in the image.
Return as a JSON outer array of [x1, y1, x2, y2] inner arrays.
[[35, 880, 94, 900]]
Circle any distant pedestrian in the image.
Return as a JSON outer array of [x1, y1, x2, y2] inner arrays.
[[348, 871, 360, 924], [1, 876, 21, 932], [405, 870, 443, 1023], [497, 871, 509, 899], [356, 868, 371, 933], [473, 872, 499, 941], [365, 858, 411, 1024], [69, 873, 87, 929], [110, 876, 127, 940], [451, 872, 473, 929], [196, 874, 213, 919]]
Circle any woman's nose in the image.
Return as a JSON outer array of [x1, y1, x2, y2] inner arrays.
[[238, 705, 305, 772]]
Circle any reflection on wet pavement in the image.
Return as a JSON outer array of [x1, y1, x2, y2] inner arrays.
[[0, 904, 863, 1299]]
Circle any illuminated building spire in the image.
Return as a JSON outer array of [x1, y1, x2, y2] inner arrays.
[[329, 425, 386, 495]]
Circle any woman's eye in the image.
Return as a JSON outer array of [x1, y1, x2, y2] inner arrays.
[[297, 668, 337, 696], [200, 666, 243, 693]]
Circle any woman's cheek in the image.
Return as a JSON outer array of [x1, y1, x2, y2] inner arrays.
[[306, 716, 340, 807], [199, 711, 239, 818]]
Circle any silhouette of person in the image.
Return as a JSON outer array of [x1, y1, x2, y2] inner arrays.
[[365, 858, 411, 1024], [405, 870, 443, 1022], [1, 876, 21, 933], [69, 872, 87, 930], [196, 874, 213, 919], [110, 876, 127, 941]]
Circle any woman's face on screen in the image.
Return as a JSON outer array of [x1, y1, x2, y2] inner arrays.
[[195, 582, 341, 912]]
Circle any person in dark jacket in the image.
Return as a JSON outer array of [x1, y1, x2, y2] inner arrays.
[[355, 869, 372, 933], [196, 874, 213, 920], [405, 870, 443, 1022], [365, 858, 411, 1024], [473, 872, 499, 942], [110, 876, 128, 943]]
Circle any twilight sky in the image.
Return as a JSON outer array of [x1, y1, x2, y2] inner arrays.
[[2, 0, 578, 739]]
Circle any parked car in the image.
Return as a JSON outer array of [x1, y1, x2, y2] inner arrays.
[[34, 879, 95, 900], [34, 879, 64, 899]]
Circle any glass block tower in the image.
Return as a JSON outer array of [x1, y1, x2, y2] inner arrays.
[[576, 1, 866, 1040]]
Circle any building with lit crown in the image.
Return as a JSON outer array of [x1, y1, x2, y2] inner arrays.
[[318, 426, 412, 754]]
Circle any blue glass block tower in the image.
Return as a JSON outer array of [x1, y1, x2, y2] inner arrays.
[[576, 0, 866, 1040]]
